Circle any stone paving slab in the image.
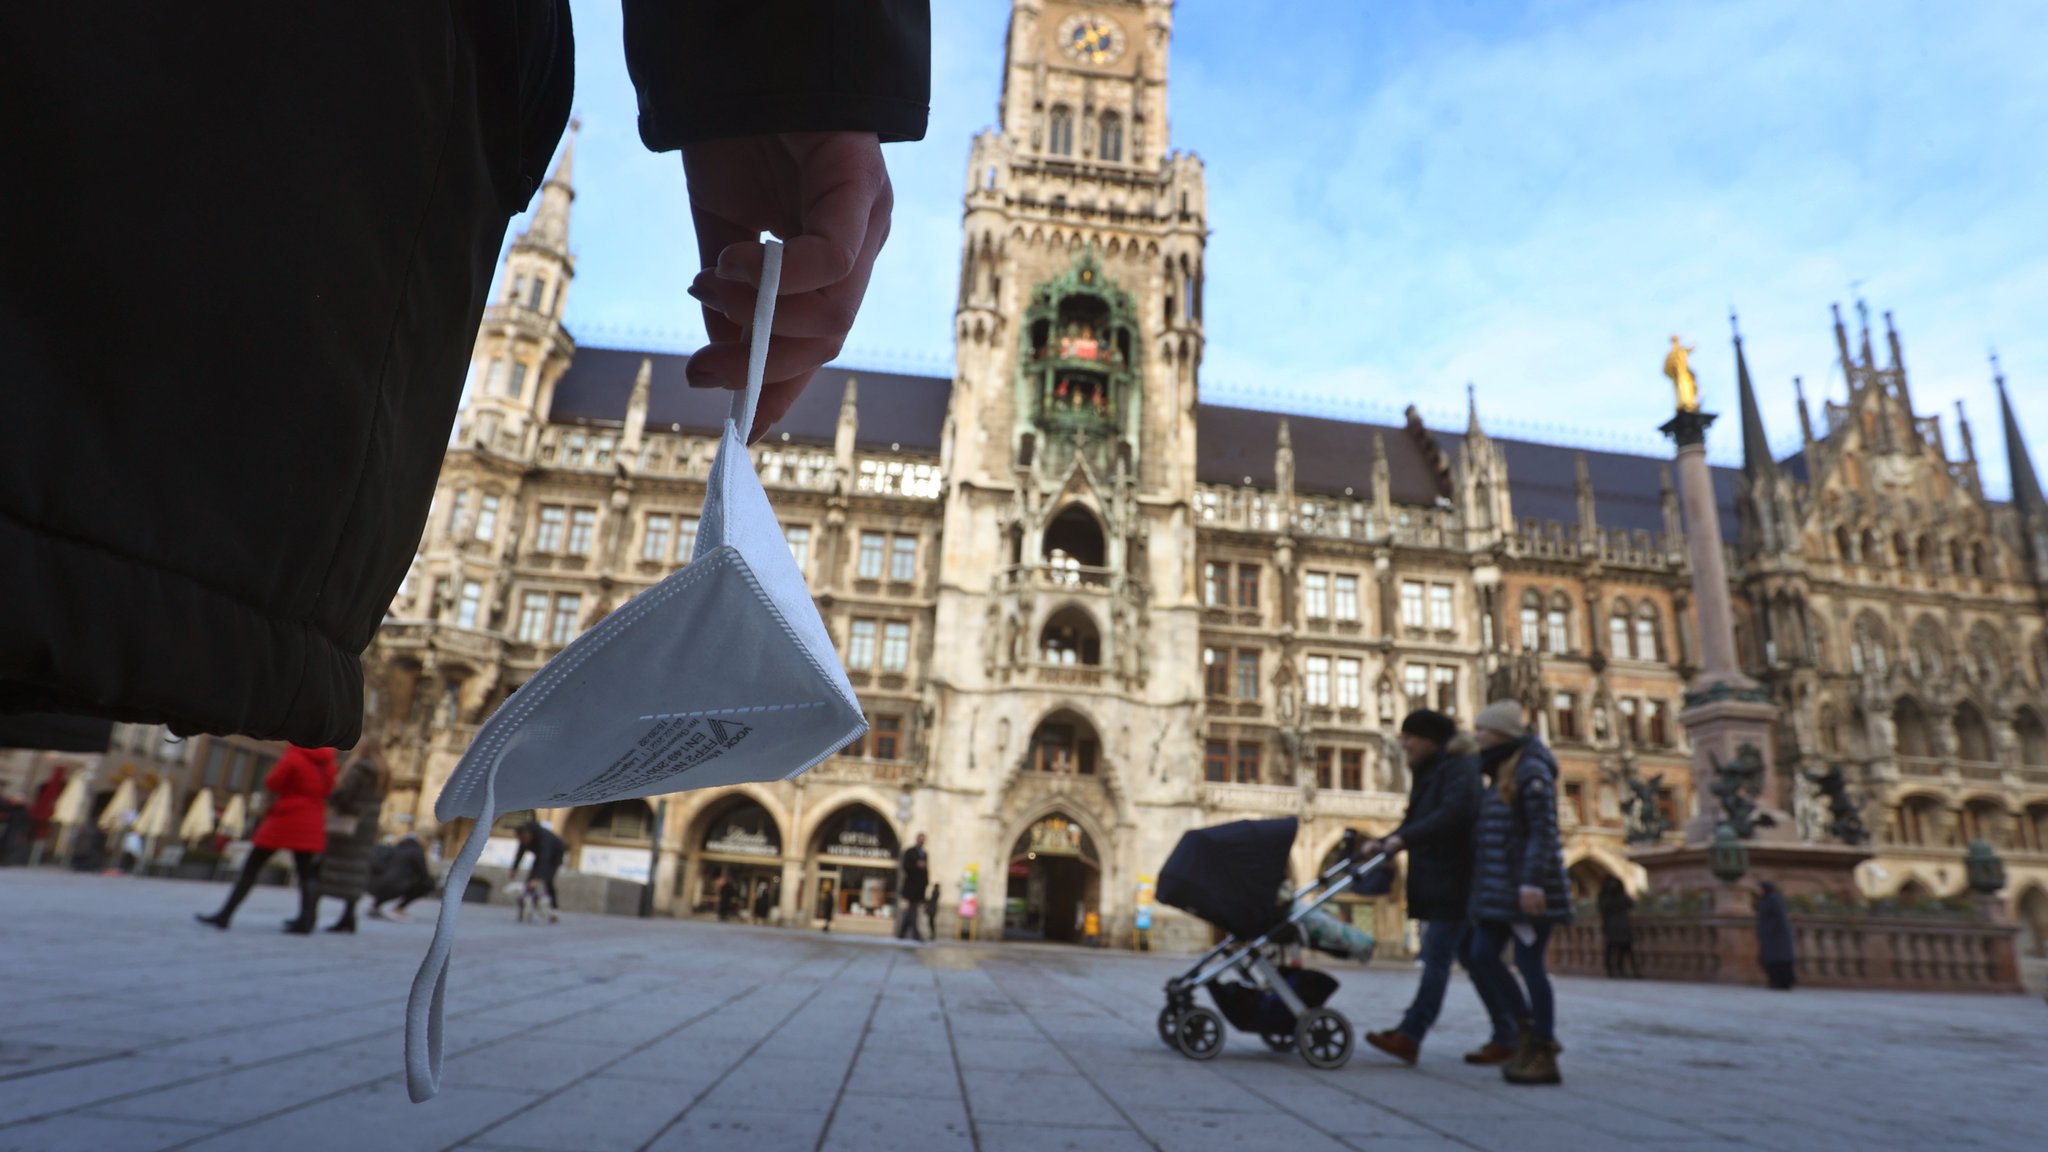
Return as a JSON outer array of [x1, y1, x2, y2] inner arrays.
[[2, 870, 2043, 1151]]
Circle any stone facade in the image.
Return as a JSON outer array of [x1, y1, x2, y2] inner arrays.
[[345, 0, 2048, 958]]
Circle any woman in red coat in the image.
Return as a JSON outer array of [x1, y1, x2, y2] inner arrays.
[[197, 745, 336, 933]]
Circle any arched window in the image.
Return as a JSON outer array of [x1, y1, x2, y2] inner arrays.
[[1914, 535, 1934, 571], [1950, 539, 1966, 575], [1972, 541, 1989, 578], [1634, 603, 1663, 662], [1894, 795, 1947, 848], [1961, 798, 2010, 849], [1518, 590, 1542, 651], [1039, 606, 1102, 666], [1097, 111, 1123, 162], [1043, 504, 1106, 570], [1048, 106, 1075, 156], [1861, 530, 1883, 567], [1892, 697, 1933, 759], [1908, 617, 1948, 681], [1835, 526, 1854, 562], [1818, 704, 1841, 754], [1954, 702, 1995, 764], [2018, 709, 2048, 768], [1546, 593, 1572, 655], [1967, 623, 2004, 685], [1029, 709, 1100, 774], [1608, 598, 1633, 661], [1893, 532, 1911, 568]]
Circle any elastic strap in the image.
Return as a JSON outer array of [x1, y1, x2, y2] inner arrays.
[[404, 746, 508, 1102], [727, 238, 786, 438]]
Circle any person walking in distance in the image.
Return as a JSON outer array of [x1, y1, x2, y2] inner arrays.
[[925, 881, 941, 941], [321, 740, 388, 933], [368, 833, 434, 921], [1467, 701, 1574, 1085], [896, 832, 930, 942], [1756, 882, 1797, 990], [1363, 710, 1518, 1067], [751, 879, 775, 926], [1599, 875, 1641, 979], [196, 746, 336, 933], [509, 820, 565, 924]]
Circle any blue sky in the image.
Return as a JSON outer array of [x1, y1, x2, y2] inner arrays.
[[539, 0, 2048, 494]]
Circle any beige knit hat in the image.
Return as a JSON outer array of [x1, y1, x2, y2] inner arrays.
[[1474, 699, 1528, 739]]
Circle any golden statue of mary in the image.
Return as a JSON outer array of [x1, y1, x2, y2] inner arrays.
[[1663, 335, 1699, 412]]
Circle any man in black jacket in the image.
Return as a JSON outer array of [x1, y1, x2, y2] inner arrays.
[[895, 832, 929, 942], [1, 1, 929, 749], [368, 833, 436, 922], [1362, 710, 1517, 1066]]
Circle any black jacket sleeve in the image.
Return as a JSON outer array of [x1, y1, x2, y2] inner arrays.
[[1393, 758, 1480, 851], [624, 1, 931, 149]]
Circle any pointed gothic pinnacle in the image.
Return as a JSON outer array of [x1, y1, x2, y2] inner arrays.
[[549, 116, 580, 189], [1734, 318, 1777, 483], [1996, 356, 2045, 518], [1276, 417, 1292, 450]]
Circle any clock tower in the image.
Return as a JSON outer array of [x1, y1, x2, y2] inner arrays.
[[927, 0, 1208, 935]]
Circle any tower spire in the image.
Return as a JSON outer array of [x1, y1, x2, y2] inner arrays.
[[1831, 303, 1855, 391], [520, 117, 579, 253], [1997, 354, 2045, 519], [1733, 312, 1777, 484]]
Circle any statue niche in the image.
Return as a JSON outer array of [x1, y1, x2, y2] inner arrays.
[[1019, 250, 1139, 477]]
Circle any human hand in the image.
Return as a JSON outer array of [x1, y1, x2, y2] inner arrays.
[[1518, 885, 1546, 918], [681, 132, 894, 443]]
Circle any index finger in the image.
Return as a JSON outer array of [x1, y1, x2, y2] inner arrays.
[[715, 134, 887, 296]]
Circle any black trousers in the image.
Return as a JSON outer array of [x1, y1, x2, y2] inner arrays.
[[214, 846, 322, 927]]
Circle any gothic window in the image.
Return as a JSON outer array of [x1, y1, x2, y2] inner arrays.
[[784, 525, 811, 571], [1608, 598, 1633, 659], [1313, 748, 1333, 790], [1645, 699, 1669, 746], [1547, 593, 1573, 655], [1618, 697, 1640, 744], [1041, 608, 1100, 666], [1519, 590, 1542, 651], [1972, 541, 1991, 578], [448, 490, 469, 536], [1861, 530, 1882, 567], [1892, 697, 1933, 759], [1953, 702, 1994, 764], [2016, 709, 2048, 768], [1915, 536, 1935, 571], [1893, 532, 1911, 568], [1098, 111, 1123, 162], [1908, 617, 1948, 681], [1835, 526, 1854, 562], [548, 593, 580, 645], [1634, 603, 1663, 662], [527, 277, 545, 310], [1967, 623, 2003, 685], [1048, 106, 1075, 156], [1851, 613, 1889, 677]]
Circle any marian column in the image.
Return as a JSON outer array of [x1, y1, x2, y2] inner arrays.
[[1657, 336, 1787, 845]]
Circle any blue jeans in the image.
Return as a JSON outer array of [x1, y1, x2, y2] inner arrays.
[[1468, 920, 1557, 1041], [1397, 920, 1515, 1045]]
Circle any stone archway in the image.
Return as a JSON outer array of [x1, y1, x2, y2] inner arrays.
[[681, 792, 786, 921], [1003, 811, 1103, 944], [804, 801, 905, 932]]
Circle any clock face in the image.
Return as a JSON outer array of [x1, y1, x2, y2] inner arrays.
[[1059, 12, 1127, 66]]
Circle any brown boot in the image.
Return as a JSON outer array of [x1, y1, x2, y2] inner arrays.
[[1503, 1035, 1562, 1085], [1463, 1042, 1516, 1065], [1364, 1029, 1420, 1065]]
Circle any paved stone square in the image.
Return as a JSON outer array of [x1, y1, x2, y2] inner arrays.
[[0, 871, 2041, 1152]]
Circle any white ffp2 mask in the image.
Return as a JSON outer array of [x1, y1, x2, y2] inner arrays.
[[405, 240, 865, 1102]]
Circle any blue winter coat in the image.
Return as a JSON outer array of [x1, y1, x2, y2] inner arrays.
[[1469, 737, 1573, 925]]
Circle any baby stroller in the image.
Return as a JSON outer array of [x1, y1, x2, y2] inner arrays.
[[1154, 817, 1386, 1070]]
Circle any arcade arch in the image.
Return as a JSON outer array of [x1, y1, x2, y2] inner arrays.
[[1004, 812, 1102, 943], [804, 802, 905, 930], [681, 793, 785, 918]]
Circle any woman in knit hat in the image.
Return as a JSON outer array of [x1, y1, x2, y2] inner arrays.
[[1467, 700, 1572, 1085]]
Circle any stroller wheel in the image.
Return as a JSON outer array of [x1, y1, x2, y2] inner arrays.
[[1260, 1031, 1295, 1053], [1295, 1007, 1353, 1070], [1157, 1005, 1183, 1049], [1174, 1006, 1224, 1061]]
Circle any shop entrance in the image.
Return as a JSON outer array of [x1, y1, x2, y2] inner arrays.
[[1005, 814, 1101, 943], [807, 803, 902, 933], [684, 796, 783, 920]]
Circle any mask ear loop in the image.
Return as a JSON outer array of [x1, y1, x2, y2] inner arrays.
[[727, 238, 786, 442], [403, 727, 546, 1103]]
